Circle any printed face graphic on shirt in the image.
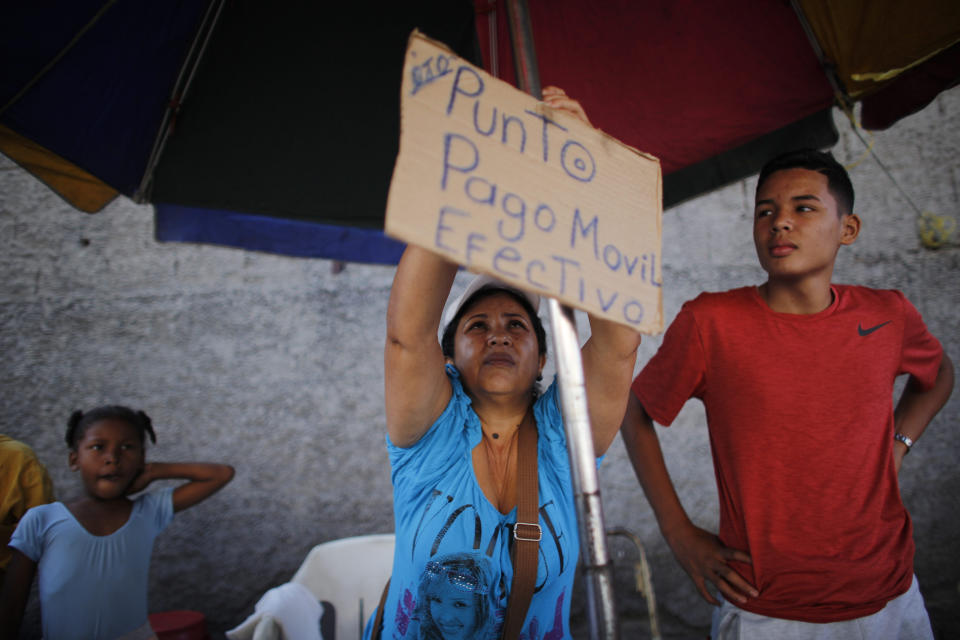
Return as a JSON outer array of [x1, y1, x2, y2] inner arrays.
[[428, 591, 477, 639], [416, 554, 492, 640]]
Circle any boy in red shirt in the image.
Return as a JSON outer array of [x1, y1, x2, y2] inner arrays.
[[621, 149, 954, 638]]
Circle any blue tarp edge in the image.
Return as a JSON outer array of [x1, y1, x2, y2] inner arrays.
[[155, 204, 405, 265]]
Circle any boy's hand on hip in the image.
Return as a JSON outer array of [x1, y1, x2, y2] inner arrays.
[[665, 521, 758, 606]]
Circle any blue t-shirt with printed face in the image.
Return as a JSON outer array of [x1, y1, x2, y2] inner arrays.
[[367, 366, 585, 640]]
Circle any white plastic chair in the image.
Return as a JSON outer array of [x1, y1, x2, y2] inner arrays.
[[252, 533, 395, 640]]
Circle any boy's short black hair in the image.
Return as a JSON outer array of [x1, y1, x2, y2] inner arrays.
[[756, 149, 854, 217], [66, 405, 157, 449]]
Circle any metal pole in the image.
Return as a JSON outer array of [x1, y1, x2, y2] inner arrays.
[[548, 301, 620, 640], [504, 0, 541, 99], [505, 2, 619, 638]]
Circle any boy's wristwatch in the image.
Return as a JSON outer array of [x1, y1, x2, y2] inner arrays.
[[894, 433, 914, 453]]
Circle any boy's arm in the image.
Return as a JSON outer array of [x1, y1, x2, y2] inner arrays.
[[620, 393, 757, 605], [893, 353, 954, 472], [0, 549, 36, 639], [128, 462, 235, 512]]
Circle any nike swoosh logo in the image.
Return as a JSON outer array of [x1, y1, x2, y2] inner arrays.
[[858, 321, 891, 336]]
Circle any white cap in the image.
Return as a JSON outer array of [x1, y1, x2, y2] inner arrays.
[[441, 274, 541, 336]]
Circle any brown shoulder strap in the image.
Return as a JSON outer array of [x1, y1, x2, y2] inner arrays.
[[371, 578, 390, 640], [501, 409, 540, 639]]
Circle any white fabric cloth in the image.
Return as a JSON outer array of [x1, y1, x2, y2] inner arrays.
[[711, 575, 934, 640], [226, 582, 323, 640]]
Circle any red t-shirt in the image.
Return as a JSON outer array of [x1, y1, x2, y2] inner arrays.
[[633, 285, 943, 622]]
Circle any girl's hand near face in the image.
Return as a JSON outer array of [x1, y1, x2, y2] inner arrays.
[[125, 462, 154, 496]]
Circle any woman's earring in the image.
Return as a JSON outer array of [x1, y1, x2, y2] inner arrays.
[[536, 372, 543, 381]]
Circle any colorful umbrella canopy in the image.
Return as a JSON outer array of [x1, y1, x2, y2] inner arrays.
[[2, 0, 958, 263]]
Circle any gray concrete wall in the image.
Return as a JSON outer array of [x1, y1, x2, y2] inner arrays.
[[1, 86, 957, 639]]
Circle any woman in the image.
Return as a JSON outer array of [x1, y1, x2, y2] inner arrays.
[[373, 87, 640, 639]]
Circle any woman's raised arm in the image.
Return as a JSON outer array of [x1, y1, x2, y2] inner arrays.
[[385, 245, 458, 447], [541, 85, 642, 454], [581, 314, 642, 455]]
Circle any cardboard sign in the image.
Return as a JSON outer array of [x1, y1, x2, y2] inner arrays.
[[386, 32, 663, 333]]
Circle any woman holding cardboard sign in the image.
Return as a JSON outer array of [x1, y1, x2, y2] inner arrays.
[[369, 89, 641, 640]]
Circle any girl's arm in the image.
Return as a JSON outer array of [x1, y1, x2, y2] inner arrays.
[[385, 245, 457, 448], [0, 549, 36, 639], [128, 462, 235, 512]]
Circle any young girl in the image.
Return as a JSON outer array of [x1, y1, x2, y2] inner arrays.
[[0, 406, 234, 640]]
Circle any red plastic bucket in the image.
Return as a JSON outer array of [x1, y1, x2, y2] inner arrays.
[[148, 610, 208, 640]]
